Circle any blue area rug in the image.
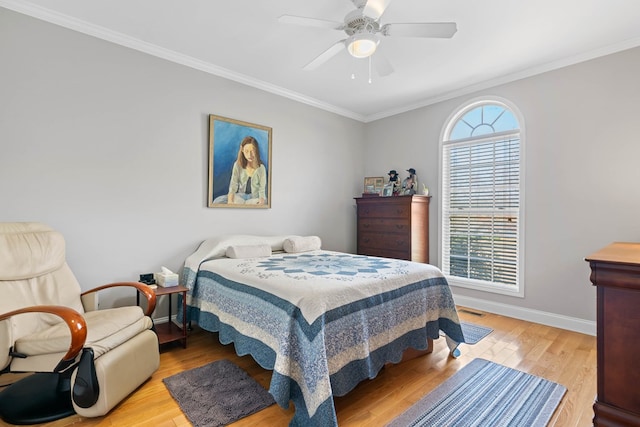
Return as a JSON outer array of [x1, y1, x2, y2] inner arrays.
[[387, 358, 566, 427], [460, 322, 492, 344]]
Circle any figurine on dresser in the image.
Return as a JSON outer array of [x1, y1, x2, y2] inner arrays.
[[402, 168, 418, 195], [388, 170, 400, 195]]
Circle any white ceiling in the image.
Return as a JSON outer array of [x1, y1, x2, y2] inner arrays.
[[4, 0, 640, 122]]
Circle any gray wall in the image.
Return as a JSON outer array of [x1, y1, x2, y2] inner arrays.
[[365, 46, 640, 327], [0, 9, 364, 308]]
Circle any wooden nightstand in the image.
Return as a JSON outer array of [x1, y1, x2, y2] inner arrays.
[[138, 285, 188, 348]]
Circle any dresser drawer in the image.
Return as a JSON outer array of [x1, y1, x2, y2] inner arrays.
[[358, 246, 410, 261], [357, 203, 410, 218], [358, 232, 411, 251], [358, 218, 410, 234]]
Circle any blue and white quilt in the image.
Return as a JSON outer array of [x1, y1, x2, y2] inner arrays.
[[181, 235, 464, 427]]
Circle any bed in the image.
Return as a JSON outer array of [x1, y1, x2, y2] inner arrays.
[[180, 235, 464, 426]]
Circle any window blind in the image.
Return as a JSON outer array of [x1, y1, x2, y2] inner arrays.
[[442, 135, 520, 287]]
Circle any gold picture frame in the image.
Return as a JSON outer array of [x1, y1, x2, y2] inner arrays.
[[363, 177, 384, 195]]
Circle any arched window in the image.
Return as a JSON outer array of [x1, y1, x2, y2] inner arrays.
[[440, 98, 524, 296]]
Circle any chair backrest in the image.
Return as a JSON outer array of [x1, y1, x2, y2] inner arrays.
[[0, 222, 85, 363]]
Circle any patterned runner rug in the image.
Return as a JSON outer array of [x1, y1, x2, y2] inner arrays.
[[386, 358, 566, 427], [163, 359, 275, 427]]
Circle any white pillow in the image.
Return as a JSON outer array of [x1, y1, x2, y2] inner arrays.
[[226, 244, 272, 259], [283, 236, 322, 253]]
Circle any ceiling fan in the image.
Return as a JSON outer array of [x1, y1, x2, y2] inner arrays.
[[278, 0, 457, 77]]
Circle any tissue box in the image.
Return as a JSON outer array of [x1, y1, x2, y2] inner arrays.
[[154, 272, 179, 287]]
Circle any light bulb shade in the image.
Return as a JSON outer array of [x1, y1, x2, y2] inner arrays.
[[346, 33, 379, 58]]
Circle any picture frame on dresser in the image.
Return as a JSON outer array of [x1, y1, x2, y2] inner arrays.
[[363, 177, 384, 195], [382, 183, 394, 197]]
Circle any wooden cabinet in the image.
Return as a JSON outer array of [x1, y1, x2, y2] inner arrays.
[[355, 195, 430, 262], [586, 242, 640, 426]]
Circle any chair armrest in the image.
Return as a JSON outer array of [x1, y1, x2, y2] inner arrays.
[[81, 282, 157, 316], [0, 305, 86, 372]]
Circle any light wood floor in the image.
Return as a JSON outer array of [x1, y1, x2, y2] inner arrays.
[[2, 307, 597, 427]]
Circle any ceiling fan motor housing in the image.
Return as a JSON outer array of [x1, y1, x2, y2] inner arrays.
[[344, 10, 380, 36]]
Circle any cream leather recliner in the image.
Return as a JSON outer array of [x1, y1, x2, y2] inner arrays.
[[0, 222, 160, 424]]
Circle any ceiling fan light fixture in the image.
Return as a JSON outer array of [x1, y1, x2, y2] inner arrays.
[[346, 33, 379, 58]]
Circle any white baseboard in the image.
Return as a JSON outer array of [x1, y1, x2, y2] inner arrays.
[[153, 314, 176, 325], [452, 293, 596, 336]]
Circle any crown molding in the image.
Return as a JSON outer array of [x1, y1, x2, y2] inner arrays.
[[365, 36, 640, 122], [0, 0, 366, 122], [3, 0, 639, 124]]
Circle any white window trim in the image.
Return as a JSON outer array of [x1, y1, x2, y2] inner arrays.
[[438, 96, 526, 298]]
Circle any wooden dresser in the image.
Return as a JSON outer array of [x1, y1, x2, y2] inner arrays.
[[585, 242, 640, 426], [355, 195, 430, 262]]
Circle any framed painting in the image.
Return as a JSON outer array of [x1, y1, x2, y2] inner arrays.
[[363, 176, 384, 195], [208, 115, 272, 208]]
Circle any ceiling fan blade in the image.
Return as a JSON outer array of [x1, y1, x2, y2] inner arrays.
[[362, 0, 394, 20], [303, 40, 346, 71], [382, 22, 457, 38], [373, 52, 394, 77], [278, 15, 344, 31]]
